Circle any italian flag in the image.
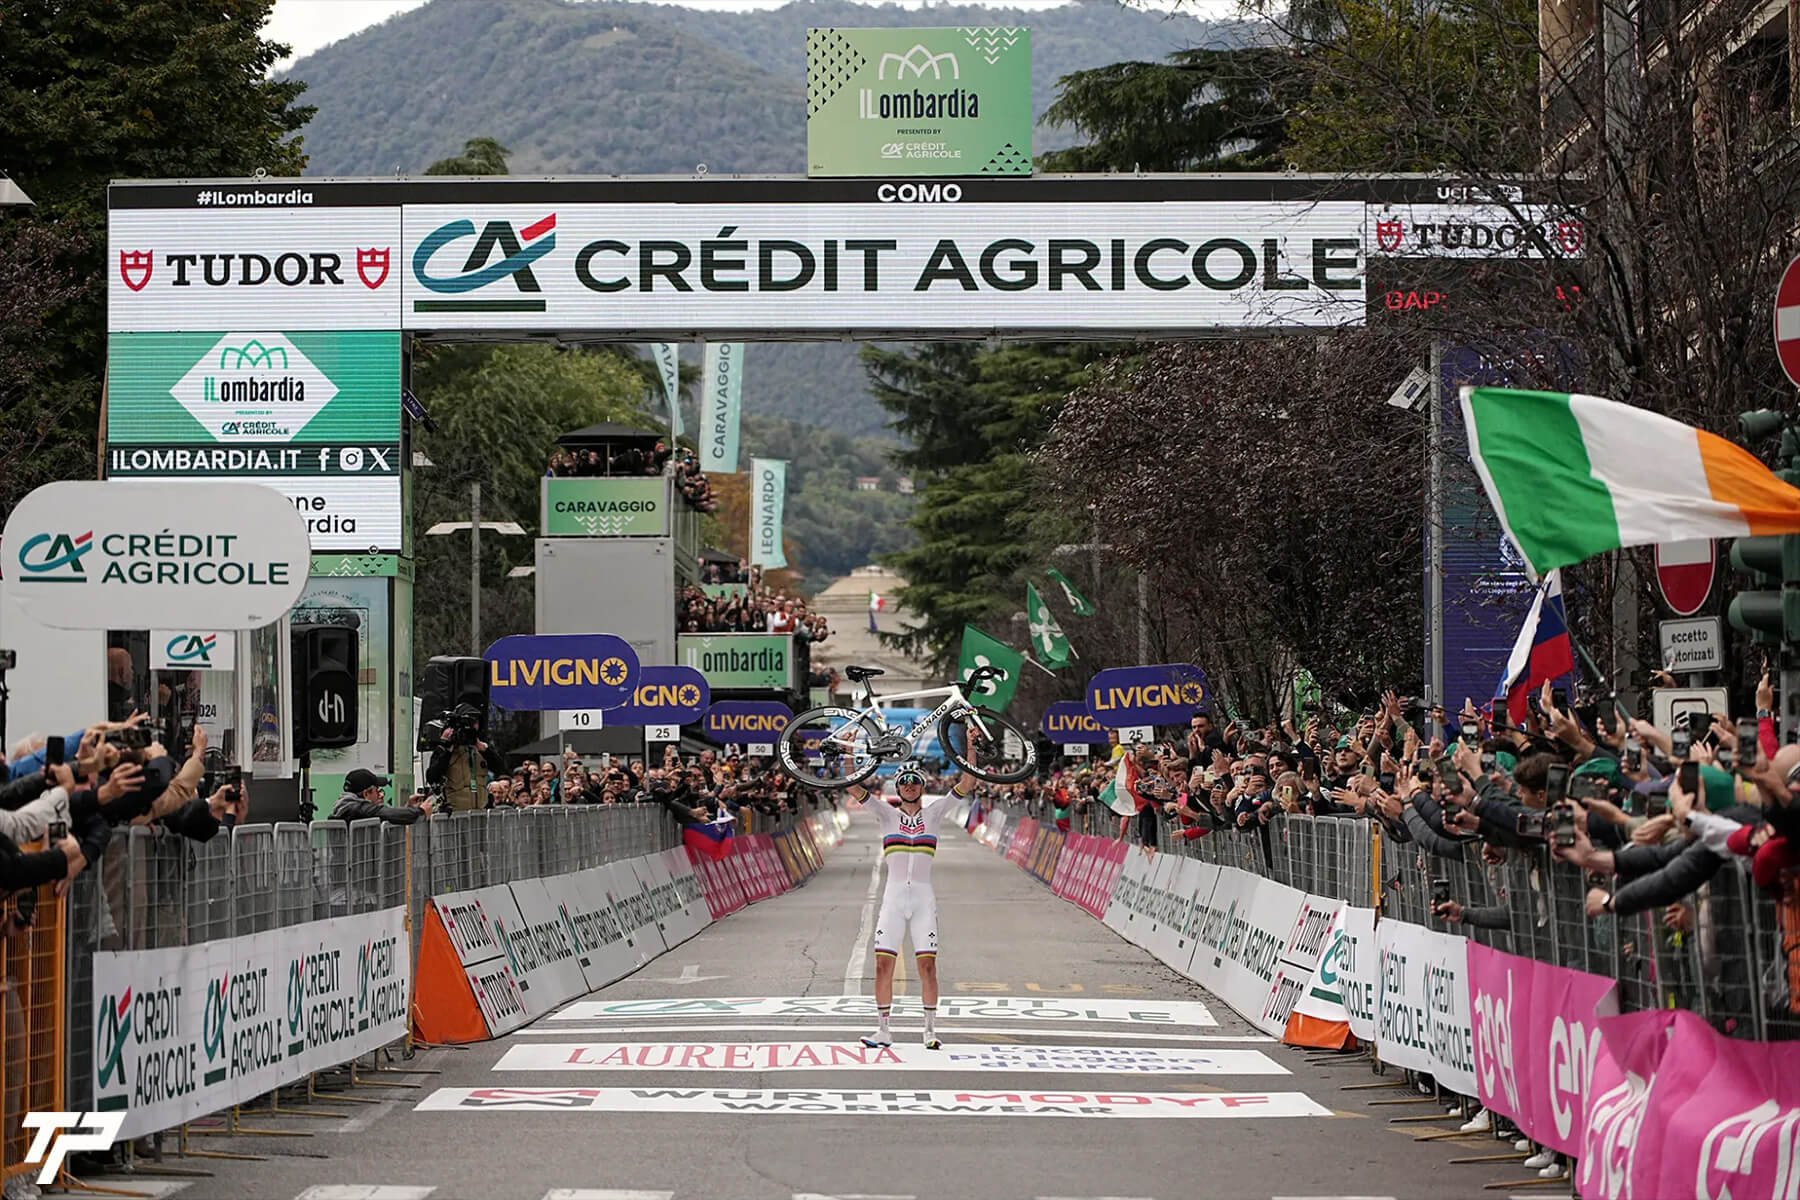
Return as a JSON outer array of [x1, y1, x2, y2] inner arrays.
[[868, 591, 886, 612], [1461, 387, 1800, 579], [1097, 750, 1140, 817]]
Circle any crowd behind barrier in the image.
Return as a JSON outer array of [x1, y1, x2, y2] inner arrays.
[[0, 791, 833, 1190]]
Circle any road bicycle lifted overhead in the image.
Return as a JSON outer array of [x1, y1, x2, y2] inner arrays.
[[776, 664, 1037, 788]]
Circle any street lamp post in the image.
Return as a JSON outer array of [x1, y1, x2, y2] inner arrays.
[[425, 480, 527, 655]]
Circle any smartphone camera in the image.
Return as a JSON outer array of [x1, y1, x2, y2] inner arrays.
[[43, 737, 63, 768], [1517, 809, 1551, 838], [1624, 736, 1642, 770], [1544, 763, 1570, 806], [1431, 877, 1452, 906], [1671, 728, 1693, 760], [1459, 721, 1479, 746], [1737, 718, 1760, 770], [1550, 801, 1579, 847]]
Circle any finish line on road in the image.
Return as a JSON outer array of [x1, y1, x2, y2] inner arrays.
[[417, 1087, 1332, 1118], [549, 995, 1218, 1026], [494, 1041, 1289, 1075]]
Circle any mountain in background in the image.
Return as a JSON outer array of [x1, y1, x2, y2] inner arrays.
[[287, 0, 1235, 438]]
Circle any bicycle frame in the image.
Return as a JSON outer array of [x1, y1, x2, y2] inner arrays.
[[823, 679, 994, 759]]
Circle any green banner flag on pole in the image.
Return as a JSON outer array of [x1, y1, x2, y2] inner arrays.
[[701, 342, 744, 472], [957, 625, 1024, 712], [1045, 567, 1095, 616], [653, 342, 683, 440], [750, 457, 788, 569], [1024, 581, 1073, 668]]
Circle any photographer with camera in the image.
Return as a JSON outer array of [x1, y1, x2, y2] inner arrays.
[[329, 769, 427, 825], [424, 703, 505, 813]]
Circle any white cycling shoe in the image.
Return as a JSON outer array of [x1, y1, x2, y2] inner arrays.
[[861, 1031, 893, 1048]]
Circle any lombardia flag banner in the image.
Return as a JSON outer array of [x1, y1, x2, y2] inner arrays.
[[1461, 386, 1800, 579], [805, 26, 1034, 178]]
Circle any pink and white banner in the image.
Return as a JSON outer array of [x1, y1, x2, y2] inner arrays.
[[1577, 1008, 1800, 1200], [1467, 943, 1619, 1157]]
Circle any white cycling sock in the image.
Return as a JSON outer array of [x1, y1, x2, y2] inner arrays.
[[876, 1005, 891, 1036], [923, 1005, 936, 1035]]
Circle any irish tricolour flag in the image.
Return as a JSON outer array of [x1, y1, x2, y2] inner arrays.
[[1461, 387, 1800, 579]]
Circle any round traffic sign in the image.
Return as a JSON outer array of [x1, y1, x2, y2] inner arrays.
[[1775, 254, 1800, 387], [1655, 539, 1716, 617]]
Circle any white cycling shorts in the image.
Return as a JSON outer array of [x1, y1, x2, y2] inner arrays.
[[873, 884, 938, 958]]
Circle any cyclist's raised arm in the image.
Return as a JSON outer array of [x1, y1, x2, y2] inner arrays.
[[925, 772, 981, 810]]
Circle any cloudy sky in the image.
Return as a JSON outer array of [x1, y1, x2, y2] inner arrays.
[[265, 0, 1224, 70]]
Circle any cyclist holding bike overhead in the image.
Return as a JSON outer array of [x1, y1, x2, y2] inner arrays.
[[846, 762, 979, 1049]]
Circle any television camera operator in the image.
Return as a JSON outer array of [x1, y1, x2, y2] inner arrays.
[[423, 703, 505, 813]]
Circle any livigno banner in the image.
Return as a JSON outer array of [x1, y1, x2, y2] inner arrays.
[[542, 477, 668, 537], [807, 26, 1032, 177], [91, 906, 408, 1140], [679, 633, 794, 691], [106, 331, 400, 445]]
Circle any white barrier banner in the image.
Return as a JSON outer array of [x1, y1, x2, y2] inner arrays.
[[1290, 906, 1379, 1042], [1375, 919, 1476, 1096], [496, 1042, 1288, 1075], [1186, 870, 1304, 1037], [92, 905, 409, 1140], [1100, 847, 1156, 939], [429, 883, 531, 1036], [418, 1086, 1334, 1118]]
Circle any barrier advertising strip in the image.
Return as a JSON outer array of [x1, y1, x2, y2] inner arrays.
[[1466, 942, 1619, 1158], [414, 850, 717, 1043], [1284, 905, 1378, 1050], [1005, 818, 1039, 865], [1373, 919, 1476, 1097], [92, 905, 409, 1141]]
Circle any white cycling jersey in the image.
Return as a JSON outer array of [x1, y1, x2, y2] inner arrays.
[[872, 793, 953, 887]]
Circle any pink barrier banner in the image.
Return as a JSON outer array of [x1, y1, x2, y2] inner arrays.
[[1005, 818, 1039, 865], [1467, 942, 1619, 1157], [1050, 834, 1088, 899], [1085, 838, 1129, 917], [1574, 1009, 1676, 1200], [686, 847, 745, 918], [754, 835, 788, 895]]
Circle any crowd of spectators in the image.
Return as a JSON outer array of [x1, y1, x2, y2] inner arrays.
[[679, 577, 832, 647], [480, 745, 817, 825], [545, 441, 718, 512]]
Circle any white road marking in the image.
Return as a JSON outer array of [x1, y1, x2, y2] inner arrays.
[[334, 1099, 398, 1133], [293, 1189, 436, 1200], [417, 1087, 1334, 1118], [1271, 1196, 1398, 1199], [496, 1041, 1288, 1075], [844, 841, 884, 994], [1036, 1195, 1157, 1200], [511, 1023, 1272, 1044], [81, 1185, 191, 1198], [544, 1191, 675, 1200], [794, 1194, 916, 1200], [554, 996, 1218, 1026], [642, 964, 728, 985]]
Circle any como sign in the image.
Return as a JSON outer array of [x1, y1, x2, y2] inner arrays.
[[2, 481, 311, 630]]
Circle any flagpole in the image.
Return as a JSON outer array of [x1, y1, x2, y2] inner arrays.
[[1023, 655, 1060, 679]]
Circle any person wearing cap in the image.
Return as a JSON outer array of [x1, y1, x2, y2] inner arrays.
[[329, 770, 426, 825], [843, 762, 979, 1050]]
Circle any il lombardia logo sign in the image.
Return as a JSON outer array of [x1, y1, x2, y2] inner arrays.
[[170, 333, 340, 443]]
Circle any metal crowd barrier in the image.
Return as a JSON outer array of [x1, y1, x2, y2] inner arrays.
[[61, 803, 684, 1120], [1001, 798, 1800, 1042]]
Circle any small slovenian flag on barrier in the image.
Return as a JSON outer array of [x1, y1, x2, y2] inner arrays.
[[1493, 568, 1574, 725], [683, 819, 734, 861], [964, 800, 983, 833]]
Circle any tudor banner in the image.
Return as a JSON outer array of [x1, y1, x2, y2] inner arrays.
[[702, 343, 744, 474], [750, 458, 788, 569]]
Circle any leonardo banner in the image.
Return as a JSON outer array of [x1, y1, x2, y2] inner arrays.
[[541, 477, 668, 537], [750, 458, 787, 568], [91, 905, 409, 1141], [806, 26, 1033, 177]]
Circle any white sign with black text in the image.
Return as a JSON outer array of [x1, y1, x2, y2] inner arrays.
[[559, 709, 604, 731], [496, 1041, 1288, 1075], [1658, 617, 1724, 673], [416, 1086, 1330, 1118], [645, 724, 681, 743]]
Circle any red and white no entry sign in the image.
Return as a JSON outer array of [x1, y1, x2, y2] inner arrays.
[[1655, 539, 1716, 617], [1776, 254, 1800, 387]]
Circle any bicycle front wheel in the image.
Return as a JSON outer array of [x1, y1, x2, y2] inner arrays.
[[777, 706, 884, 789], [939, 706, 1038, 783]]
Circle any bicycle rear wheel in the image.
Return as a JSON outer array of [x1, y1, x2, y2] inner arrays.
[[776, 706, 884, 789], [939, 706, 1037, 783]]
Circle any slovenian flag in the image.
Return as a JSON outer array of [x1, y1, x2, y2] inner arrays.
[[964, 800, 983, 833], [1494, 569, 1575, 725], [1462, 386, 1800, 579], [682, 819, 734, 861]]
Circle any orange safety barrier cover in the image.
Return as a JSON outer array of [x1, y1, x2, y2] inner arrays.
[[412, 902, 494, 1045]]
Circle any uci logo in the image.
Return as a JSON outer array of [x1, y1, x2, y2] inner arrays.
[[412, 214, 556, 313], [17, 531, 94, 582], [165, 633, 218, 665]]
